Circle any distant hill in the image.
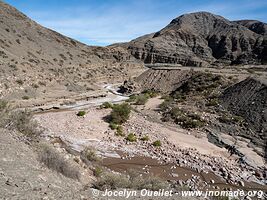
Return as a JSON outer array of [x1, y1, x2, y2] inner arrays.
[[115, 12, 267, 66]]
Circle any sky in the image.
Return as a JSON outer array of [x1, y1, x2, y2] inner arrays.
[[4, 0, 267, 46]]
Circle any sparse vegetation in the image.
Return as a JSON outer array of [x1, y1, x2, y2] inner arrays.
[[162, 106, 205, 129], [134, 94, 149, 105], [93, 170, 168, 191], [77, 110, 86, 116], [109, 103, 131, 125], [127, 90, 159, 105], [109, 122, 118, 130], [81, 147, 99, 162], [206, 98, 219, 106], [38, 143, 80, 180], [9, 110, 42, 138], [219, 114, 244, 125], [152, 140, 162, 147], [101, 102, 113, 109], [115, 125, 125, 136], [0, 99, 10, 126], [140, 135, 149, 141], [93, 166, 103, 177], [126, 133, 137, 142]]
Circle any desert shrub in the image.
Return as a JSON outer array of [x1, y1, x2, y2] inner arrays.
[[93, 172, 130, 190], [16, 79, 23, 85], [93, 166, 103, 177], [0, 99, 10, 127], [109, 122, 118, 130], [126, 94, 137, 103], [140, 135, 149, 141], [81, 147, 99, 162], [115, 125, 125, 136], [218, 115, 232, 124], [126, 133, 137, 142], [142, 90, 159, 98], [159, 98, 174, 111], [232, 115, 244, 124], [134, 94, 149, 105], [110, 103, 131, 124], [22, 96, 30, 100], [9, 110, 42, 138], [219, 114, 244, 125], [152, 140, 162, 147], [38, 143, 80, 180], [206, 98, 219, 106], [172, 92, 187, 102], [101, 102, 113, 109], [77, 110, 86, 116], [181, 119, 205, 128], [163, 107, 205, 129], [93, 170, 168, 191]]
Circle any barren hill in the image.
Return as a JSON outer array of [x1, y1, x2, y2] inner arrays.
[[117, 12, 267, 66], [0, 2, 143, 99]]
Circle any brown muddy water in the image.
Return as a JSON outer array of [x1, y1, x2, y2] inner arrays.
[[101, 155, 267, 192]]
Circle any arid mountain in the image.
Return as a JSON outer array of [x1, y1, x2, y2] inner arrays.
[[116, 12, 267, 66], [0, 2, 143, 99]]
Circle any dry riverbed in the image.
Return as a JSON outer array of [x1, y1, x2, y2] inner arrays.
[[34, 96, 267, 193]]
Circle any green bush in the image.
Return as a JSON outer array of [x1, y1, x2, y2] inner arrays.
[[159, 98, 173, 111], [77, 110, 86, 116], [182, 119, 205, 128], [134, 94, 149, 105], [140, 135, 149, 141], [126, 133, 137, 142], [152, 140, 162, 147], [126, 95, 137, 103], [109, 122, 118, 130], [115, 125, 125, 136], [110, 103, 131, 124], [101, 102, 113, 109], [93, 166, 103, 177], [142, 90, 158, 98]]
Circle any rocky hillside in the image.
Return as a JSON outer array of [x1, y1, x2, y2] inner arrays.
[[235, 20, 267, 36], [0, 2, 143, 98], [116, 12, 267, 66]]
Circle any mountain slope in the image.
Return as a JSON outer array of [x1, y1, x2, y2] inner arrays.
[[0, 2, 142, 98], [118, 12, 267, 66], [235, 20, 267, 36]]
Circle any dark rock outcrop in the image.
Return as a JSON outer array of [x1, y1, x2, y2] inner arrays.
[[221, 77, 267, 134], [118, 12, 267, 66]]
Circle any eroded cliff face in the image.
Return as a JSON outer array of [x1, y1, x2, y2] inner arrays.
[[118, 12, 267, 66]]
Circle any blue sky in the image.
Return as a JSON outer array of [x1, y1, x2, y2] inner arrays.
[[5, 0, 267, 46]]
